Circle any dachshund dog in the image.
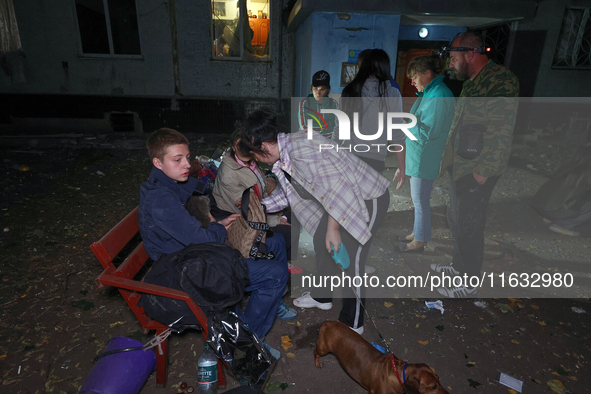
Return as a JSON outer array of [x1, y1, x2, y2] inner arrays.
[[314, 321, 449, 394]]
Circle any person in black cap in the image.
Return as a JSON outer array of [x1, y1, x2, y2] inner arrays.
[[298, 70, 339, 139]]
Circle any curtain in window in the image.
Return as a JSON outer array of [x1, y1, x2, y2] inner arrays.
[[0, 0, 26, 83], [0, 0, 22, 52]]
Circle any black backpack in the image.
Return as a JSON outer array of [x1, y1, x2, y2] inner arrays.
[[140, 242, 249, 328]]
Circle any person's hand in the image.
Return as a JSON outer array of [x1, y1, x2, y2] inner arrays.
[[393, 168, 406, 190], [235, 198, 242, 208], [279, 216, 291, 226], [472, 172, 487, 185], [218, 213, 241, 229], [325, 227, 342, 254]]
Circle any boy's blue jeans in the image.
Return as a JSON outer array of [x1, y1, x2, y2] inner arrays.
[[410, 177, 434, 243], [236, 233, 288, 340]]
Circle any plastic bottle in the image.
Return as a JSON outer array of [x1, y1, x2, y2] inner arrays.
[[197, 344, 218, 394]]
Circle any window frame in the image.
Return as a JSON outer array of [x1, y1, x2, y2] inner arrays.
[[210, 0, 271, 62], [552, 5, 591, 70], [73, 0, 143, 59]]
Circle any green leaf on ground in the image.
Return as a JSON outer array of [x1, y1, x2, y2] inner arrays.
[[127, 330, 145, 341], [468, 378, 481, 388], [435, 325, 445, 331], [495, 303, 514, 313], [267, 382, 282, 391], [71, 299, 94, 311], [554, 366, 569, 376]]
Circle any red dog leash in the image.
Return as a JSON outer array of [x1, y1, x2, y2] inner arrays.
[[389, 354, 406, 387]]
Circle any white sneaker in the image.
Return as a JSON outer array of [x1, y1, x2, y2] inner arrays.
[[365, 265, 376, 274], [349, 325, 364, 335], [293, 292, 332, 310], [430, 263, 460, 276], [436, 285, 477, 298]]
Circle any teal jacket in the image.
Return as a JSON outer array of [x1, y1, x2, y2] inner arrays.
[[405, 75, 455, 180]]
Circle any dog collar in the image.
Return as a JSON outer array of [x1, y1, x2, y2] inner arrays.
[[403, 364, 408, 382], [389, 354, 405, 386]]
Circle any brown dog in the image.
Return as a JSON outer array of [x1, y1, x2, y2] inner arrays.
[[314, 321, 449, 394]]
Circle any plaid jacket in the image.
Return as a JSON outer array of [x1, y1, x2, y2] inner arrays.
[[262, 131, 390, 245]]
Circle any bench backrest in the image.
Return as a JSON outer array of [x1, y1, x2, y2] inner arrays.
[[90, 207, 143, 270]]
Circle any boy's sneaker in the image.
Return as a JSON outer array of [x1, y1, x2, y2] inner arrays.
[[430, 263, 460, 276], [262, 342, 281, 361], [349, 325, 364, 335], [276, 299, 298, 320], [293, 292, 332, 310], [436, 285, 477, 298], [549, 224, 580, 237]]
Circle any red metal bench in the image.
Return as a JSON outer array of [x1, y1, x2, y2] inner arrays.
[[90, 207, 226, 387]]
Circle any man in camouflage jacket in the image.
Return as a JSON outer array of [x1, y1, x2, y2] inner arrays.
[[434, 32, 519, 298]]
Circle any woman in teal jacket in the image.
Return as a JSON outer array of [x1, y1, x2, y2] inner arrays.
[[399, 55, 455, 252]]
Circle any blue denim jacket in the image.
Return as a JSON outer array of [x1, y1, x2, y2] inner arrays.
[[138, 167, 227, 260]]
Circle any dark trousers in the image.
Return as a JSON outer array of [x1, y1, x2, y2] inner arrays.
[[236, 233, 289, 340], [311, 191, 389, 329], [447, 174, 500, 277], [270, 210, 300, 260]]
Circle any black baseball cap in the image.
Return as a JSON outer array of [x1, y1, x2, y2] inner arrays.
[[312, 70, 330, 88]]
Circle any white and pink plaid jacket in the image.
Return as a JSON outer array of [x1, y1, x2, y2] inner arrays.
[[262, 131, 390, 245]]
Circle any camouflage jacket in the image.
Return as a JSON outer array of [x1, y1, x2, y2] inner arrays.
[[440, 60, 519, 181]]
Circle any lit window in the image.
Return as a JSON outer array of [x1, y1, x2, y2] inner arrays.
[[552, 6, 591, 69], [75, 0, 141, 56], [211, 0, 270, 60]]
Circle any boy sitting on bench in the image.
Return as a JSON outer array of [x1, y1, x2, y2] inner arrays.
[[138, 128, 288, 359]]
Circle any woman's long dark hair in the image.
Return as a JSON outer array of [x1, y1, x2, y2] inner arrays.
[[342, 49, 391, 98], [235, 108, 281, 158], [341, 49, 392, 120]]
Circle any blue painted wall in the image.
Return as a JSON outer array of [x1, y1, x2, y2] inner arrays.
[[295, 13, 401, 96], [398, 25, 467, 42]]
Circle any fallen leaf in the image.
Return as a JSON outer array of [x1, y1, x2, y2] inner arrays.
[[511, 339, 520, 344], [468, 378, 481, 388], [282, 341, 293, 350], [384, 302, 393, 308], [286, 352, 296, 358], [547, 379, 566, 394], [554, 366, 569, 376], [435, 325, 444, 331], [496, 303, 514, 313], [508, 389, 517, 394], [417, 340, 429, 345], [538, 321, 546, 326]]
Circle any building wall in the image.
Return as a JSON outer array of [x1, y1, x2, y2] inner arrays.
[[1, 0, 294, 100], [294, 13, 401, 97], [515, 0, 591, 97]]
